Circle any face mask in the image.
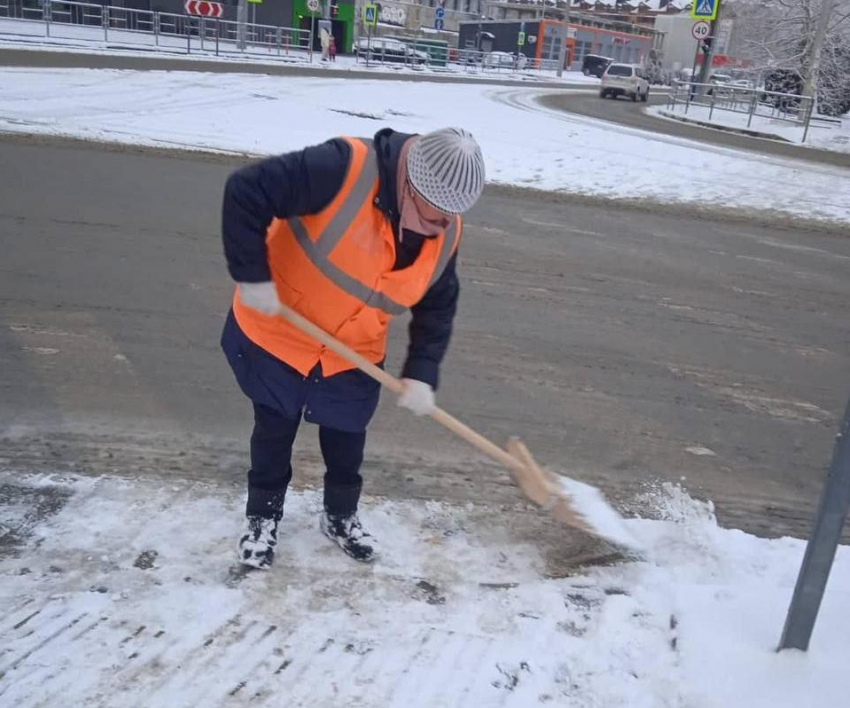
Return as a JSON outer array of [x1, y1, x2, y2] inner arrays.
[[397, 139, 449, 238], [399, 180, 450, 237]]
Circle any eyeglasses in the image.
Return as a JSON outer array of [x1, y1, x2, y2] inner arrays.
[[411, 189, 452, 230]]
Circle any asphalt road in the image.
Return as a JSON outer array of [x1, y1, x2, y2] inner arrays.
[[1, 135, 848, 542]]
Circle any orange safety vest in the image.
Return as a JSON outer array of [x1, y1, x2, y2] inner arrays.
[[232, 137, 462, 378]]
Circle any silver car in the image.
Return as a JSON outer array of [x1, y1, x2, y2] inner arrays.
[[600, 63, 650, 102]]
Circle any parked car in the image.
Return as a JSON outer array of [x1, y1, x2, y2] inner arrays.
[[582, 54, 613, 78], [600, 63, 650, 102], [483, 51, 528, 70], [709, 73, 733, 85], [354, 38, 428, 65]]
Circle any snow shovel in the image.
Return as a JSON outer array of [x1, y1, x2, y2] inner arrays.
[[275, 303, 635, 548]]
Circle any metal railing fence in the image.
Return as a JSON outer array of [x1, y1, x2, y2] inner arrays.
[[666, 80, 815, 141], [0, 0, 312, 61]]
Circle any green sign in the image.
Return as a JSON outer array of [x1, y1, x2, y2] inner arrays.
[[363, 2, 378, 26], [247, 0, 263, 4], [517, 31, 526, 46], [691, 0, 719, 21]]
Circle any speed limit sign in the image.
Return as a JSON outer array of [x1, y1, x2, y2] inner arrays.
[[691, 21, 711, 40]]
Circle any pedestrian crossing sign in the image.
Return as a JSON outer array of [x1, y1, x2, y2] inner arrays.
[[363, 2, 378, 26], [691, 0, 719, 21]]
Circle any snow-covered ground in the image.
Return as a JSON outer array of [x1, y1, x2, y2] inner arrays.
[[0, 471, 846, 707], [653, 104, 850, 153], [0, 17, 597, 85], [1, 67, 849, 225]]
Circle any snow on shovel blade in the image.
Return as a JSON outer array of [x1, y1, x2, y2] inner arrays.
[[507, 438, 639, 550]]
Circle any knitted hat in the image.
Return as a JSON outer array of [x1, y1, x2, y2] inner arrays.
[[406, 128, 485, 215]]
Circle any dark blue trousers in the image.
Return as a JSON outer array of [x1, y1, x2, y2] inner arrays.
[[222, 311, 379, 519], [247, 402, 365, 519]]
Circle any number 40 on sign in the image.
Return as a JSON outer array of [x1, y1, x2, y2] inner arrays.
[[691, 20, 711, 40]]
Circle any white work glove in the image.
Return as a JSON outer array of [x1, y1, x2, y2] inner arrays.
[[397, 378, 436, 416], [238, 281, 281, 316]]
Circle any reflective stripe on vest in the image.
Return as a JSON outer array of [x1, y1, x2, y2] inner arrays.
[[232, 136, 462, 377], [286, 140, 459, 316]]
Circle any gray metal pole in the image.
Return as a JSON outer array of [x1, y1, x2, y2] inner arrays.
[[779, 395, 850, 651], [366, 21, 371, 67], [696, 0, 722, 91], [556, 30, 566, 78], [309, 12, 314, 63], [236, 0, 247, 51]]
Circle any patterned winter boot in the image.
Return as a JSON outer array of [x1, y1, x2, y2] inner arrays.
[[320, 482, 375, 562], [237, 487, 286, 570], [320, 510, 376, 563]]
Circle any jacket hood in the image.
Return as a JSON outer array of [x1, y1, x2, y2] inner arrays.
[[373, 128, 416, 225]]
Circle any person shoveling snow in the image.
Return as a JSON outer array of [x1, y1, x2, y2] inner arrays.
[[220, 126, 633, 570]]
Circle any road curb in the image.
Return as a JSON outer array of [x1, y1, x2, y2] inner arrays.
[[655, 108, 794, 143]]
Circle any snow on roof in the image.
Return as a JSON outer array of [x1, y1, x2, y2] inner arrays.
[[626, 0, 692, 8]]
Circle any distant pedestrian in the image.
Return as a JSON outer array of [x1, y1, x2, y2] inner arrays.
[[320, 26, 330, 62], [329, 36, 337, 62]]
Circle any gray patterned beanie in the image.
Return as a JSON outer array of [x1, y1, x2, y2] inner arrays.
[[406, 127, 485, 215]]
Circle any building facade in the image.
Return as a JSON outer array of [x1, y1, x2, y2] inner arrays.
[[458, 18, 656, 68]]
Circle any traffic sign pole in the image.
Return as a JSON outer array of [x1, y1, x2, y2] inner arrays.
[[306, 0, 319, 62], [362, 4, 377, 67], [779, 394, 850, 651], [696, 0, 721, 89], [366, 21, 372, 67], [236, 0, 246, 50], [688, 40, 700, 104]]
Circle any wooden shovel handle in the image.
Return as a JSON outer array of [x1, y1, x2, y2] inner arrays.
[[275, 303, 529, 475]]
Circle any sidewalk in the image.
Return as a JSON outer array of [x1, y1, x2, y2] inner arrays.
[[1, 470, 848, 707], [0, 17, 596, 88], [652, 104, 850, 153]]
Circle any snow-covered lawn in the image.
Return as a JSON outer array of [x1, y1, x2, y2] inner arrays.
[[1, 67, 848, 226], [653, 103, 850, 153], [0, 471, 846, 707]]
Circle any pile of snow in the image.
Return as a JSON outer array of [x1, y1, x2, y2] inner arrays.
[[1, 67, 848, 225], [1, 471, 847, 707]]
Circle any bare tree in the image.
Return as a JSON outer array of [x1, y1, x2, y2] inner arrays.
[[728, 0, 850, 114]]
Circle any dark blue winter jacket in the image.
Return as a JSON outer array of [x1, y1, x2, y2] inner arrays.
[[220, 129, 460, 430]]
